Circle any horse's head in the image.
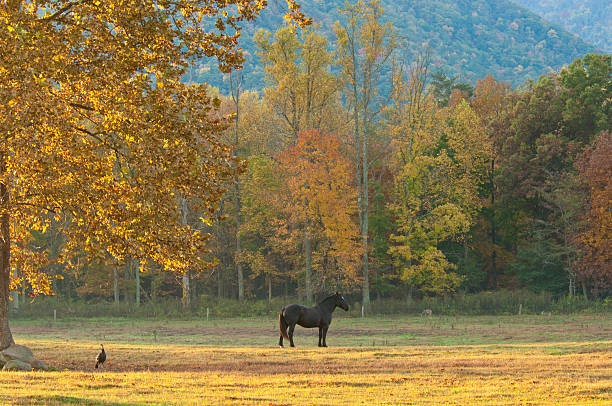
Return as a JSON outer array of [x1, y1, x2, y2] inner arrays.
[[335, 292, 349, 311]]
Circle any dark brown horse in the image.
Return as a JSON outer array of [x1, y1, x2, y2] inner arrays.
[[278, 292, 349, 347]]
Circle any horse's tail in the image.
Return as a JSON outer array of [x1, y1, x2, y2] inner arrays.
[[279, 309, 290, 340]]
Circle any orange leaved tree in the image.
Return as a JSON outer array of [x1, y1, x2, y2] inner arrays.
[[279, 130, 362, 295], [576, 131, 612, 297]]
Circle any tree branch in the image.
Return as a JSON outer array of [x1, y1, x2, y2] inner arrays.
[[37, 0, 92, 23]]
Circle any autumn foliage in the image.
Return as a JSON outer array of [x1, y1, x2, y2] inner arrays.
[[0, 1, 609, 322], [576, 131, 612, 293], [279, 130, 362, 290], [0, 0, 310, 348]]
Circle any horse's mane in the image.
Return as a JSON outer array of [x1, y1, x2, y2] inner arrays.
[[318, 294, 336, 305], [317, 294, 337, 311]]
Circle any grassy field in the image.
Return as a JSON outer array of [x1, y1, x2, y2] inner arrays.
[[1, 314, 610, 405]]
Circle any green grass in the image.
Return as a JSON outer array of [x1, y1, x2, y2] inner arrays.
[[11, 313, 611, 347]]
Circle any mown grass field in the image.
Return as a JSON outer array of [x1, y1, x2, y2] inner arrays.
[[1, 314, 611, 405]]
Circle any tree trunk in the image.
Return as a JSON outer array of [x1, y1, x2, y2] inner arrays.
[[490, 158, 497, 289], [215, 216, 223, 299], [0, 161, 15, 350], [267, 276, 272, 305], [182, 272, 190, 309], [305, 219, 312, 304], [231, 74, 244, 303], [235, 181, 244, 302], [180, 198, 191, 309], [362, 125, 370, 308], [113, 268, 119, 304], [217, 265, 223, 299], [135, 261, 140, 306]]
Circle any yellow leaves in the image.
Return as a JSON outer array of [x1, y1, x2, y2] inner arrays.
[[390, 94, 490, 295], [1, 0, 306, 296], [401, 247, 462, 294]]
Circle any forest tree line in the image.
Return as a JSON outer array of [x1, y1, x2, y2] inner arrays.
[[11, 1, 611, 310]]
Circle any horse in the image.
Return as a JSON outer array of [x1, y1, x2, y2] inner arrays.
[[278, 292, 349, 347]]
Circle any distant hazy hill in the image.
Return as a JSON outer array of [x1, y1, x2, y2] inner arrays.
[[190, 0, 596, 93], [512, 0, 611, 52]]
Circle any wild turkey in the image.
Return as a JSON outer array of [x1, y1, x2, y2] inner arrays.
[[95, 344, 106, 369]]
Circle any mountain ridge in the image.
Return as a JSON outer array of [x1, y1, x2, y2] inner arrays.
[[189, 0, 597, 92], [512, 0, 611, 52]]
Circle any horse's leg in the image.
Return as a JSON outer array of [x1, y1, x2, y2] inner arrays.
[[321, 326, 329, 347], [318, 327, 323, 347], [288, 324, 296, 347], [279, 334, 283, 347]]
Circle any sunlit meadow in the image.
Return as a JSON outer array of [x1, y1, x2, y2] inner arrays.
[[0, 314, 610, 405]]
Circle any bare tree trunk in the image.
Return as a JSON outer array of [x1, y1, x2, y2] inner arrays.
[[113, 268, 119, 304], [490, 159, 497, 289], [230, 72, 244, 303], [0, 160, 15, 350], [135, 261, 140, 306], [215, 215, 223, 299], [267, 276, 272, 305], [182, 272, 190, 308], [217, 264, 223, 299], [362, 126, 370, 308], [235, 182, 243, 302], [305, 218, 312, 304], [180, 198, 191, 309]]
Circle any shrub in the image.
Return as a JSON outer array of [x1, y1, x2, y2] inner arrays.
[[10, 290, 610, 320]]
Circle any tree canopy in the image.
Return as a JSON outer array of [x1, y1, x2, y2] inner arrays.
[[0, 0, 309, 349]]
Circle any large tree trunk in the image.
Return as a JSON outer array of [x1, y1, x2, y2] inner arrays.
[[0, 160, 15, 350]]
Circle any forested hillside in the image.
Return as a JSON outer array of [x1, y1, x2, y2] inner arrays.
[[513, 0, 611, 52], [188, 0, 595, 92]]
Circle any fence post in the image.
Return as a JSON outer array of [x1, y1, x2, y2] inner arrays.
[[206, 307, 209, 321]]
